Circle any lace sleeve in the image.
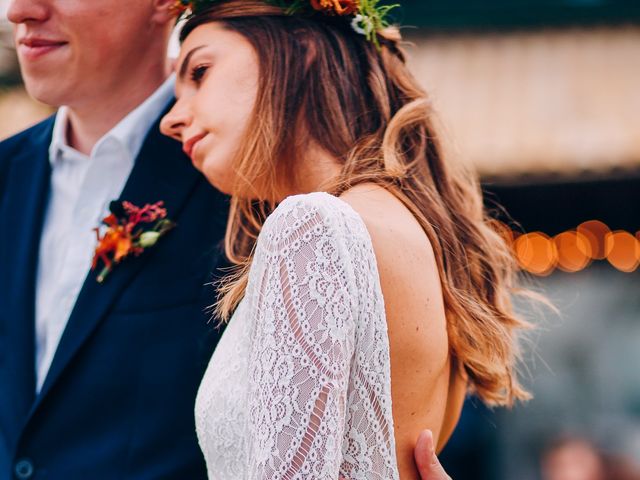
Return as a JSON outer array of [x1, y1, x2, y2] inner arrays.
[[245, 195, 359, 479]]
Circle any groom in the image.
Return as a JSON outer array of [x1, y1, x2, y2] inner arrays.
[[0, 1, 229, 478], [0, 0, 452, 479]]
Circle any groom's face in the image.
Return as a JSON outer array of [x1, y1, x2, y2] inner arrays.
[[7, 0, 165, 108]]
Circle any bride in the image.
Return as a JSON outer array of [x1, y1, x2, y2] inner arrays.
[[161, 1, 531, 478]]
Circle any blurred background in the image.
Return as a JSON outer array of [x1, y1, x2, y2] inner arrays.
[[1, 0, 639, 478]]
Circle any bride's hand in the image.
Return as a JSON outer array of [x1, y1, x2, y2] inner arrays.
[[414, 430, 453, 480]]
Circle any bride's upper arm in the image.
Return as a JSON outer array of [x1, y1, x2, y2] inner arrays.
[[245, 193, 360, 478]]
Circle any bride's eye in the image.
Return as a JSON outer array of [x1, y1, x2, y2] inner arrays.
[[190, 64, 210, 85]]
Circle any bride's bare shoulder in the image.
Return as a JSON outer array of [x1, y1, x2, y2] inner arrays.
[[338, 182, 447, 347], [339, 183, 441, 291]]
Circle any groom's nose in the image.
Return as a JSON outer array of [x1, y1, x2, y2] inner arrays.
[[7, 0, 50, 24]]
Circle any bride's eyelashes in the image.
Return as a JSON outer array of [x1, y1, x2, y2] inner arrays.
[[190, 64, 211, 86]]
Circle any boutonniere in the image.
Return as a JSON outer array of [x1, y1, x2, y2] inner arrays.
[[92, 200, 175, 283]]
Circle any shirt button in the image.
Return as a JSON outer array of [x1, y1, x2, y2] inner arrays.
[[14, 459, 34, 479]]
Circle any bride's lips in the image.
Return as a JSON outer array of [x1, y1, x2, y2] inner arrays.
[[183, 133, 208, 161], [17, 37, 68, 61]]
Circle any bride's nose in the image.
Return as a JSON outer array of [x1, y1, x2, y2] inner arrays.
[[160, 100, 191, 142]]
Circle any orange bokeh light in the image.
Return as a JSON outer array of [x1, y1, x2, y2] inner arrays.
[[514, 232, 557, 276], [604, 231, 640, 272], [577, 220, 611, 260], [554, 231, 592, 272]]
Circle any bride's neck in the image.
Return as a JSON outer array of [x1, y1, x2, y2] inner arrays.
[[282, 143, 342, 199]]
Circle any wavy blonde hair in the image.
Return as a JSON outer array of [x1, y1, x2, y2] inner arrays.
[[181, 0, 533, 406]]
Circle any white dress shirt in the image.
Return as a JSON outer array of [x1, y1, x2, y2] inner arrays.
[[35, 76, 175, 393]]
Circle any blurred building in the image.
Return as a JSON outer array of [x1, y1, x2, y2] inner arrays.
[[408, 27, 640, 182]]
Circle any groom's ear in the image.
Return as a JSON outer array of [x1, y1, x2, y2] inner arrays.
[[150, 0, 180, 26]]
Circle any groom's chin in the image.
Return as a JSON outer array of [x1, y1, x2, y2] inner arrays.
[[17, 50, 77, 108], [19, 69, 74, 109]]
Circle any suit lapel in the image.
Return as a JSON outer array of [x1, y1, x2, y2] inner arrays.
[[0, 119, 53, 434], [32, 115, 202, 410]]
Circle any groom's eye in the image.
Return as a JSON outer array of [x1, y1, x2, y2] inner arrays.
[[190, 64, 210, 85]]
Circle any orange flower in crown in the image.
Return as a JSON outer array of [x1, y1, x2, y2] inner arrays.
[[172, 0, 398, 44], [309, 0, 359, 16]]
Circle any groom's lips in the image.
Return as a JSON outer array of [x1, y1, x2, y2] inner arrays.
[[18, 37, 68, 61], [183, 133, 207, 161]]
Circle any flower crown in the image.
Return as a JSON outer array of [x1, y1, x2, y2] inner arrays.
[[172, 0, 399, 44]]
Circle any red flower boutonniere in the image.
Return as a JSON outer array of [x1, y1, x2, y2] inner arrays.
[[91, 200, 175, 283]]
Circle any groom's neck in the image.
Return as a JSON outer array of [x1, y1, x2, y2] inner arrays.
[[64, 62, 171, 156]]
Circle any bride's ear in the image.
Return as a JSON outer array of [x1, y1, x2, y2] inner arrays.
[[151, 0, 180, 26]]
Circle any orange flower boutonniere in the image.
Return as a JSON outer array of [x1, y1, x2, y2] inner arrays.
[[92, 201, 175, 283]]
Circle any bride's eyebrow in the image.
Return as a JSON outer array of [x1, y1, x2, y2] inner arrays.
[[178, 45, 206, 81]]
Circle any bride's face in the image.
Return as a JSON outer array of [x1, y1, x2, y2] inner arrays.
[[161, 23, 259, 194]]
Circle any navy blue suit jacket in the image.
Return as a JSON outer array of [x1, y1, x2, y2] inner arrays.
[[0, 113, 229, 479]]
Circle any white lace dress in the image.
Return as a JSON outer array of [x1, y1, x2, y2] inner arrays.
[[195, 192, 399, 479]]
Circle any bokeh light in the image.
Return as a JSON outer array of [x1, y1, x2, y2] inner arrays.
[[506, 222, 639, 275], [577, 220, 611, 260], [554, 231, 592, 272], [514, 232, 557, 276], [604, 230, 640, 272]]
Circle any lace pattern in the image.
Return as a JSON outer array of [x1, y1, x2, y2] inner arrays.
[[195, 192, 399, 479]]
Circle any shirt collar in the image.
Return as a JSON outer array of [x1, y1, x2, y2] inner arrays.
[[48, 106, 75, 164], [48, 74, 176, 166]]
